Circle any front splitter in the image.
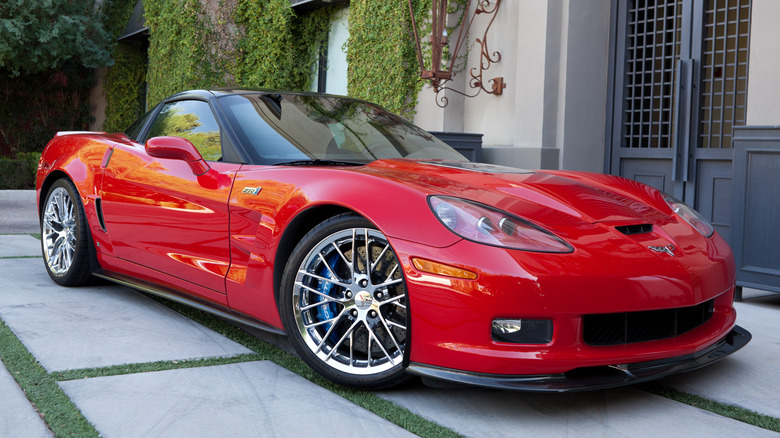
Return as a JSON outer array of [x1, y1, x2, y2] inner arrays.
[[407, 325, 751, 392]]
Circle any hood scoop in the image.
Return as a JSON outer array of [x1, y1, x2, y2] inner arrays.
[[616, 224, 654, 235]]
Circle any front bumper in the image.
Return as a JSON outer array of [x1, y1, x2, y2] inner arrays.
[[407, 325, 750, 392]]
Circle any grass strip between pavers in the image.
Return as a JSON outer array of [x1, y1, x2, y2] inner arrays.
[[0, 256, 42, 259], [640, 383, 780, 432], [0, 318, 99, 437], [146, 294, 463, 438], [54, 353, 264, 381]]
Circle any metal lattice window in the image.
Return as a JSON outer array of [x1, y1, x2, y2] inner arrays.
[[622, 0, 683, 149], [698, 0, 751, 149]]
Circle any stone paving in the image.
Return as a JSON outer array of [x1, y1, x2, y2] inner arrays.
[[0, 190, 38, 234], [0, 360, 50, 438]]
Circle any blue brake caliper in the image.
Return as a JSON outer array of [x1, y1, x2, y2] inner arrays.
[[315, 253, 341, 338]]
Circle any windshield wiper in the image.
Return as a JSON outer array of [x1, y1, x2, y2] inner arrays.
[[273, 159, 365, 167]]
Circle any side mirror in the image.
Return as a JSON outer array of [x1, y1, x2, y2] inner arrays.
[[145, 136, 210, 175]]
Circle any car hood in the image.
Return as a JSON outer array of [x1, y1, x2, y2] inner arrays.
[[359, 160, 670, 226]]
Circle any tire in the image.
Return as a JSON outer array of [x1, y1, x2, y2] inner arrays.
[[41, 178, 93, 286], [280, 213, 410, 389]]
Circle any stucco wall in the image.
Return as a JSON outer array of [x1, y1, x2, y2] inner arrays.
[[413, 0, 610, 172], [746, 0, 780, 125], [555, 0, 610, 172]]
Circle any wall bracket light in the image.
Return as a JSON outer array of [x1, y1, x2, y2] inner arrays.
[[407, 0, 505, 108]]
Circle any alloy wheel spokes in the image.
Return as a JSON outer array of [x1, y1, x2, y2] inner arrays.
[[43, 187, 77, 276], [323, 318, 361, 360], [375, 316, 403, 359], [295, 280, 347, 302], [367, 326, 398, 366], [294, 227, 407, 375]]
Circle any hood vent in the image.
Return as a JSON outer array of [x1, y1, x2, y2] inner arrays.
[[615, 224, 653, 235]]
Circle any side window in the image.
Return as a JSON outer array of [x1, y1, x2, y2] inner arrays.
[[124, 107, 155, 141], [146, 100, 222, 161]]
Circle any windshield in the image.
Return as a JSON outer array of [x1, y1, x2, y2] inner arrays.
[[217, 93, 467, 165]]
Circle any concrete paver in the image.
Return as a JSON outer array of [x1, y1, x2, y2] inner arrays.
[[660, 291, 780, 419], [59, 361, 415, 438], [0, 190, 38, 234], [0, 234, 42, 257], [376, 385, 778, 438], [0, 257, 252, 372], [0, 361, 51, 438]]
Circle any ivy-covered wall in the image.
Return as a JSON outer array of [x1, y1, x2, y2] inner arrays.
[[347, 0, 430, 118], [234, 0, 333, 92], [103, 43, 147, 133], [144, 0, 222, 106], [113, 0, 432, 121], [102, 0, 147, 133], [141, 0, 337, 107]]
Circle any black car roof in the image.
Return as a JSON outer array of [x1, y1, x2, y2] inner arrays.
[[165, 88, 358, 102]]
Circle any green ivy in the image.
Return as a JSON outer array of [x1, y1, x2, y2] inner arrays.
[[233, 0, 334, 91], [145, 0, 215, 106], [141, 0, 432, 119], [103, 43, 147, 133], [101, 0, 146, 132], [234, 0, 298, 89], [347, 0, 431, 118]]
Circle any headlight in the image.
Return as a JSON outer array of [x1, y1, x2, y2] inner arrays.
[[663, 194, 714, 237], [429, 196, 573, 253]]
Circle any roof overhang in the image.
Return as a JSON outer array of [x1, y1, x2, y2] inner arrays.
[[118, 0, 149, 42], [289, 0, 349, 11]]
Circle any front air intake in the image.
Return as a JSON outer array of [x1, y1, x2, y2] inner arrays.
[[583, 299, 714, 346]]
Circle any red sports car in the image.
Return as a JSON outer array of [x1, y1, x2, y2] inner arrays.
[[37, 89, 750, 391]]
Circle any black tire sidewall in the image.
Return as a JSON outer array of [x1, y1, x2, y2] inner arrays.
[[41, 178, 93, 286], [279, 213, 409, 389]]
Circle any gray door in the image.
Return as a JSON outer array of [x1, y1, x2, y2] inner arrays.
[[608, 0, 751, 244]]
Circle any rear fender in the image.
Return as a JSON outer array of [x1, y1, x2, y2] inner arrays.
[[38, 134, 119, 259]]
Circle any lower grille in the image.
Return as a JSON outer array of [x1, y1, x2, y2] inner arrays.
[[583, 299, 714, 346]]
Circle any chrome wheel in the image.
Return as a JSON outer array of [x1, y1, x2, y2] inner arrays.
[[43, 186, 77, 276], [282, 214, 408, 388], [40, 178, 93, 286]]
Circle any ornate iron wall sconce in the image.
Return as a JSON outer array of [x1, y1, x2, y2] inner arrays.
[[407, 0, 505, 107]]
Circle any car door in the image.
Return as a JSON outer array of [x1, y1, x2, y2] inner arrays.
[[100, 99, 239, 304]]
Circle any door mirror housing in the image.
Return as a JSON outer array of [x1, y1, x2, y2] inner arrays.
[[145, 136, 210, 175]]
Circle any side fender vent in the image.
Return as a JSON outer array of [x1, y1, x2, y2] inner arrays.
[[95, 198, 107, 232], [616, 224, 653, 235]]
